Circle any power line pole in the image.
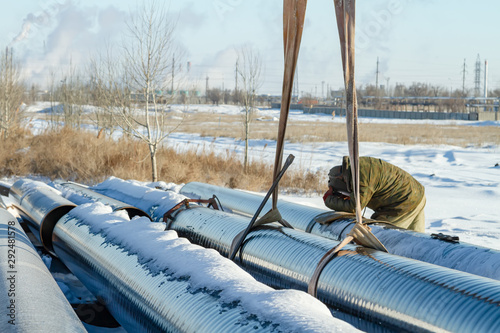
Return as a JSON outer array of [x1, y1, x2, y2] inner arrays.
[[235, 60, 238, 92], [375, 57, 380, 97], [222, 74, 225, 104], [170, 56, 175, 96], [461, 58, 467, 95], [293, 64, 299, 102], [205, 76, 209, 103]]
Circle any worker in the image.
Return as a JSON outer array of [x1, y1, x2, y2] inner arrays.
[[323, 156, 426, 232]]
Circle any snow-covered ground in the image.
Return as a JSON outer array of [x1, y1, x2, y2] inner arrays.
[[166, 136, 500, 250]]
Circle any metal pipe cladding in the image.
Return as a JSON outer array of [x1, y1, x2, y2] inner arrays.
[[51, 205, 349, 333], [0, 208, 86, 332], [9, 179, 76, 255], [166, 206, 500, 333], [179, 182, 500, 281]]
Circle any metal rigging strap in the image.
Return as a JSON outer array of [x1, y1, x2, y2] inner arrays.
[[272, 0, 307, 210]]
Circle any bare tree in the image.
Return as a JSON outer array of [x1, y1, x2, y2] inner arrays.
[[0, 47, 25, 139], [231, 88, 243, 105], [92, 1, 181, 182], [406, 82, 430, 97], [207, 88, 223, 105], [88, 47, 124, 135], [236, 47, 262, 172], [429, 84, 445, 97], [362, 84, 378, 97], [46, 70, 61, 130], [57, 64, 88, 129], [393, 83, 406, 97]]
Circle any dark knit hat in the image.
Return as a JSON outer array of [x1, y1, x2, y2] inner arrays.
[[328, 165, 348, 192]]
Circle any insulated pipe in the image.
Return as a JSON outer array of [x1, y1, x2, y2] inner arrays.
[[54, 181, 150, 219], [52, 212, 290, 332], [180, 182, 500, 281], [166, 206, 500, 333], [9, 179, 76, 255], [0, 208, 86, 332], [13, 184, 351, 332]]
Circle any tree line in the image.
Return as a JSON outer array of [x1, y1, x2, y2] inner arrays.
[[0, 1, 263, 181], [357, 82, 500, 99]]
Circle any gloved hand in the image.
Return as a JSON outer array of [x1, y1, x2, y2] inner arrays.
[[323, 186, 334, 202]]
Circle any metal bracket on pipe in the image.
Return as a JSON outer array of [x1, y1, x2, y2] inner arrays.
[[431, 233, 460, 243], [229, 154, 295, 261], [163, 196, 221, 230]]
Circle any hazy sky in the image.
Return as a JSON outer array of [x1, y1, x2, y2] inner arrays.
[[1, 0, 499, 95]]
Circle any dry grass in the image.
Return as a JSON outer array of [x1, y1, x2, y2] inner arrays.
[[176, 112, 500, 147], [1, 128, 148, 183], [0, 128, 323, 193], [2, 112, 498, 195]]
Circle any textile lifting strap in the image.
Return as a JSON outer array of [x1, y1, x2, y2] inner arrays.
[[227, 0, 307, 261], [272, 0, 307, 210], [308, 0, 388, 297]]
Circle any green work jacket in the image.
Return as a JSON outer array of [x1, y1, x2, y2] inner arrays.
[[325, 156, 425, 219]]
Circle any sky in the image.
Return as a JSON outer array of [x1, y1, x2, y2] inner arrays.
[[1, 0, 500, 96]]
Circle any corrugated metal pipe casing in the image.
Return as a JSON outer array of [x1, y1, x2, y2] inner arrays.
[[54, 181, 150, 219], [168, 206, 500, 333], [0, 208, 86, 332], [52, 210, 301, 332], [180, 182, 500, 281], [9, 179, 76, 254]]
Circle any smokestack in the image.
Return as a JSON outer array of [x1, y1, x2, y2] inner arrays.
[[484, 60, 488, 99]]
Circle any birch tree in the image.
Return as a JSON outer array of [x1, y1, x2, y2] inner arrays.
[[92, 1, 180, 182], [0, 47, 25, 139], [237, 47, 262, 172]]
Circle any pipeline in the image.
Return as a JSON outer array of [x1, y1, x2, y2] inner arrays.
[[92, 177, 187, 222], [9, 179, 76, 255], [53, 180, 150, 219], [0, 207, 86, 332], [53, 209, 288, 332], [165, 205, 500, 333], [10, 181, 353, 333], [180, 182, 500, 281]]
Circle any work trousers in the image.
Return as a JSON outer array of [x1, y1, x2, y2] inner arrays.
[[377, 195, 426, 233]]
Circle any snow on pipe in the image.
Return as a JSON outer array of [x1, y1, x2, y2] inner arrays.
[[180, 182, 500, 281], [52, 211, 291, 332], [9, 179, 76, 255], [166, 206, 500, 333], [0, 208, 86, 332], [53, 181, 150, 219]]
